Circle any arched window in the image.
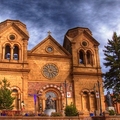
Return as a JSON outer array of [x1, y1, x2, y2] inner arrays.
[[90, 91, 97, 111], [5, 45, 11, 59], [12, 89, 19, 110], [81, 90, 97, 113], [86, 50, 92, 65], [79, 50, 84, 64], [82, 91, 89, 111], [13, 45, 19, 60]]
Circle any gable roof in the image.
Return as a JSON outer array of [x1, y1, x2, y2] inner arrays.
[[64, 27, 99, 46], [0, 19, 29, 39], [29, 35, 71, 57], [82, 30, 99, 45]]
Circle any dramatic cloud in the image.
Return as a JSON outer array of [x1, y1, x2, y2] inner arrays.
[[0, 0, 120, 73]]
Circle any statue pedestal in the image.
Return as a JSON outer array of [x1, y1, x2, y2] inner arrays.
[[44, 109, 56, 116], [107, 106, 115, 111]]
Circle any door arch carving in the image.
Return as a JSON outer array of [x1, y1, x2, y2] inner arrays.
[[38, 85, 64, 113]]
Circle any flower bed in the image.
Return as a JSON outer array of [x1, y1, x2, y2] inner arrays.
[[1, 110, 21, 116]]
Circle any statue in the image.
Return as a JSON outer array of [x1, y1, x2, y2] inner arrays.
[[44, 95, 56, 116], [46, 95, 54, 109], [106, 91, 113, 107]]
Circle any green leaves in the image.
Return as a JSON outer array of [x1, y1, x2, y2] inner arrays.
[[103, 32, 120, 103], [0, 78, 15, 110], [64, 103, 78, 116]]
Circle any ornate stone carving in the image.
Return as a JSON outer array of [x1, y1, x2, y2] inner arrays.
[[42, 63, 58, 79]]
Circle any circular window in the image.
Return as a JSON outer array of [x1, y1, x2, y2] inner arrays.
[[42, 63, 58, 79], [46, 46, 53, 53], [9, 34, 15, 40], [82, 41, 87, 46]]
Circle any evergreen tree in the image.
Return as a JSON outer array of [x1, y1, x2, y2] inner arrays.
[[0, 78, 15, 110], [103, 32, 120, 103]]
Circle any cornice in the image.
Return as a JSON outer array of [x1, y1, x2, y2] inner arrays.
[[27, 53, 72, 59], [71, 72, 102, 76], [0, 68, 30, 72]]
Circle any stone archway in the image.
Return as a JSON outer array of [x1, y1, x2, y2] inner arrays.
[[11, 86, 21, 110], [38, 84, 64, 113]]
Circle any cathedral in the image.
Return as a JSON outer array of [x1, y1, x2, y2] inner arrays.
[[0, 19, 105, 115]]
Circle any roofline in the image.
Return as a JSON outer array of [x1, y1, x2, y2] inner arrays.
[[0, 19, 26, 28], [66, 27, 92, 35]]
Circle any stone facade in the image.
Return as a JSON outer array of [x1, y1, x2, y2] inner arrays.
[[0, 19, 105, 115]]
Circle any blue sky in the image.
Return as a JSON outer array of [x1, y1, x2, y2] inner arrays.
[[0, 0, 120, 74]]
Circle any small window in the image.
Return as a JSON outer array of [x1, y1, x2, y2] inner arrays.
[[83, 91, 88, 95], [5, 45, 11, 60], [79, 50, 84, 64], [13, 45, 19, 60], [46, 46, 53, 53], [91, 92, 95, 95], [9, 35, 15, 40], [12, 89, 18, 92], [87, 50, 92, 65], [82, 41, 87, 46]]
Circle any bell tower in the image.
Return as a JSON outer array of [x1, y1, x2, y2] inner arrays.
[[0, 20, 30, 106], [63, 27, 105, 115], [0, 19, 29, 63]]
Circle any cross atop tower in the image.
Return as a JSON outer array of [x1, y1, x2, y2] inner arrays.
[[47, 31, 51, 35]]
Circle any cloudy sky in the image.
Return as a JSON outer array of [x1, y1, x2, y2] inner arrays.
[[0, 0, 120, 73]]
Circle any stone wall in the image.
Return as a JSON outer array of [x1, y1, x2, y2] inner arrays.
[[92, 116, 120, 120], [0, 115, 120, 120], [0, 116, 92, 120]]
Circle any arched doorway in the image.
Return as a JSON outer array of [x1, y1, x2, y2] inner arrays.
[[38, 86, 63, 113], [11, 87, 21, 110], [12, 89, 19, 110]]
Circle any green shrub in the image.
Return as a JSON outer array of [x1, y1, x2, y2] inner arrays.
[[64, 103, 78, 116], [108, 109, 116, 115], [40, 113, 49, 116], [51, 112, 62, 117]]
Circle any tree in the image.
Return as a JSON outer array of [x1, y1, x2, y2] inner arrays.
[[103, 32, 120, 103], [0, 78, 15, 110], [64, 103, 78, 116]]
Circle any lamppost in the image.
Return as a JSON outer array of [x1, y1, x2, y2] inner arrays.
[[61, 80, 72, 107]]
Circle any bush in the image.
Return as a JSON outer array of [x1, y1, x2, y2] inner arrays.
[[64, 103, 78, 116], [51, 112, 62, 117], [108, 109, 116, 115], [40, 113, 49, 116]]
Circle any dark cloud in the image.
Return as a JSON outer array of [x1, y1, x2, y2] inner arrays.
[[0, 0, 120, 73]]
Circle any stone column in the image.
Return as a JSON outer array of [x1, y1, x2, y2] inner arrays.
[[21, 73, 28, 102], [19, 48, 22, 62], [92, 54, 94, 66], [11, 46, 13, 60], [43, 98, 45, 111], [81, 93, 83, 111], [89, 92, 91, 111], [2, 46, 5, 60], [23, 40, 28, 62], [84, 53, 86, 66]]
